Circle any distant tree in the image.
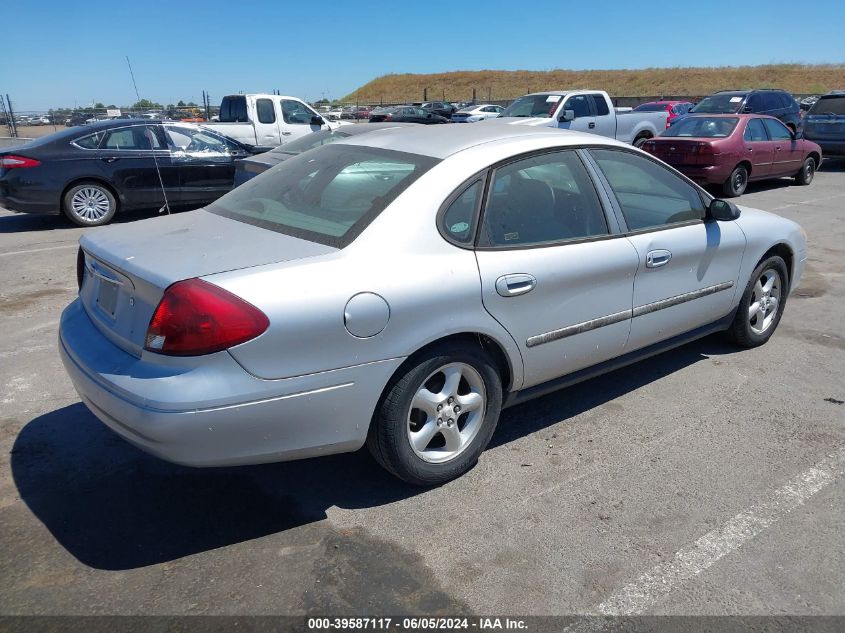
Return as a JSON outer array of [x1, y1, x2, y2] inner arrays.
[[132, 99, 162, 109], [177, 100, 186, 107], [315, 98, 329, 105], [94, 102, 105, 109], [186, 101, 197, 107], [107, 104, 117, 109]]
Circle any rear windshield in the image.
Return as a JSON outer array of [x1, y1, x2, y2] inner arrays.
[[208, 144, 438, 248], [218, 96, 248, 123], [634, 103, 668, 112], [269, 129, 350, 156], [691, 94, 745, 114], [661, 117, 738, 137], [501, 94, 561, 118], [808, 95, 845, 116]]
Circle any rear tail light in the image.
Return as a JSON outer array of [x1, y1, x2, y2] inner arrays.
[[144, 278, 269, 356], [690, 142, 718, 155], [0, 155, 41, 169]]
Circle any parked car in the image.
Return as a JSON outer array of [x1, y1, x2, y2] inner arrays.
[[492, 90, 668, 147], [799, 95, 820, 112], [59, 124, 806, 485], [0, 120, 252, 226], [369, 106, 449, 124], [641, 114, 821, 197], [203, 94, 346, 150], [633, 101, 694, 127], [421, 101, 456, 118], [801, 91, 845, 157], [233, 122, 417, 186], [451, 104, 504, 123], [677, 89, 801, 133]]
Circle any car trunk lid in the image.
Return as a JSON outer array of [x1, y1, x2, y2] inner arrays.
[[78, 209, 336, 357]]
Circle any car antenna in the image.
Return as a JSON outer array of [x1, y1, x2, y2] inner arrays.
[[126, 55, 170, 215]]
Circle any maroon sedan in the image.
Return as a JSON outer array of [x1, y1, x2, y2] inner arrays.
[[641, 114, 822, 197]]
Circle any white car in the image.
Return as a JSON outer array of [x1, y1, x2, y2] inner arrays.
[[451, 104, 504, 123]]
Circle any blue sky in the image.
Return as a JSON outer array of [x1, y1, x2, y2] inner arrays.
[[2, 0, 844, 111]]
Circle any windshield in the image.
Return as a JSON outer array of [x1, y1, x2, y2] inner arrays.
[[269, 129, 350, 156], [808, 95, 845, 116], [691, 94, 745, 114], [660, 117, 738, 137], [208, 144, 438, 248], [634, 103, 668, 112], [501, 94, 562, 118]]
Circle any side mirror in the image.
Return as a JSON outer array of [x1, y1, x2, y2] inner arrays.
[[708, 198, 741, 221], [560, 109, 575, 122], [311, 115, 325, 125]]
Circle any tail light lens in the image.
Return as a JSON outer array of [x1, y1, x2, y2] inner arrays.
[[0, 155, 41, 169], [144, 279, 269, 356], [690, 142, 717, 155]]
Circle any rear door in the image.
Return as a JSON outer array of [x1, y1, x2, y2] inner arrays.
[[587, 148, 745, 351], [473, 149, 639, 389], [763, 117, 802, 176], [97, 124, 177, 209], [742, 117, 774, 178]]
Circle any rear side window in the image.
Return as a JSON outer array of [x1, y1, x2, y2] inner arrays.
[[590, 149, 705, 231], [256, 99, 276, 124], [744, 118, 768, 142], [219, 96, 248, 123], [589, 94, 610, 116], [102, 126, 161, 150], [208, 144, 438, 248], [442, 180, 483, 244], [762, 118, 792, 140], [73, 131, 104, 149], [482, 150, 608, 247]]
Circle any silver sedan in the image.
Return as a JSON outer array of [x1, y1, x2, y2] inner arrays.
[[59, 124, 807, 485]]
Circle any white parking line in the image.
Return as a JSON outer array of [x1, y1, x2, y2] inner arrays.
[[565, 447, 845, 630], [0, 244, 77, 257]]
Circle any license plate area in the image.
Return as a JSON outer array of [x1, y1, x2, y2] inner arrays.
[[96, 278, 120, 318]]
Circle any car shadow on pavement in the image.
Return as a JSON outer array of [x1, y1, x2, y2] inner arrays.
[[11, 336, 739, 571], [0, 208, 172, 233]]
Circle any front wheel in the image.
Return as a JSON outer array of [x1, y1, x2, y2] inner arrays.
[[63, 182, 117, 226], [727, 256, 788, 348], [367, 343, 502, 486], [722, 165, 748, 197], [794, 156, 816, 186]]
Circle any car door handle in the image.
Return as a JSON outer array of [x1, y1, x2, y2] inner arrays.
[[588, 122, 596, 129], [101, 157, 120, 163], [495, 274, 537, 297], [282, 131, 292, 136], [646, 249, 672, 268], [746, 146, 753, 152]]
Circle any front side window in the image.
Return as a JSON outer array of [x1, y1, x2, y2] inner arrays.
[[564, 94, 591, 118], [281, 100, 317, 125], [590, 149, 705, 231], [166, 126, 238, 156], [208, 144, 438, 248], [744, 118, 768, 142], [256, 98, 276, 124], [500, 94, 561, 118], [482, 150, 608, 247], [746, 93, 765, 112], [762, 118, 792, 140]]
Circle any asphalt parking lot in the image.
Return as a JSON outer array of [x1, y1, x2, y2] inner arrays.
[[0, 163, 843, 619]]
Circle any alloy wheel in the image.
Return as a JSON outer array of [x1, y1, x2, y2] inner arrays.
[[748, 269, 782, 335], [70, 187, 112, 222]]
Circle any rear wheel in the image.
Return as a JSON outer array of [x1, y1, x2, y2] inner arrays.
[[633, 135, 650, 149], [367, 343, 502, 486], [727, 255, 788, 348], [794, 156, 816, 186], [63, 182, 117, 226], [722, 165, 748, 197]]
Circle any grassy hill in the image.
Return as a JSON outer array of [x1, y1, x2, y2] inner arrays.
[[342, 64, 845, 104]]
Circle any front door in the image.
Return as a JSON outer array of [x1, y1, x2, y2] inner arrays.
[[742, 117, 774, 178], [558, 94, 596, 134], [763, 117, 802, 176], [165, 125, 240, 207], [279, 99, 324, 143], [473, 149, 639, 389], [587, 148, 746, 351]]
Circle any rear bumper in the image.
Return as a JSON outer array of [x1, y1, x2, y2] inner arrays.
[[59, 298, 403, 467], [0, 178, 61, 214]]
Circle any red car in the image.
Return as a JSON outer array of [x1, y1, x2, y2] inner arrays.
[[641, 114, 822, 197], [633, 100, 694, 128]]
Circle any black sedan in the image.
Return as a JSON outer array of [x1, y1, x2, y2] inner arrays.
[[0, 120, 251, 226], [369, 106, 449, 124], [233, 122, 417, 186]]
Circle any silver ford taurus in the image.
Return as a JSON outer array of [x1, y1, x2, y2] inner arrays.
[[59, 124, 807, 485]]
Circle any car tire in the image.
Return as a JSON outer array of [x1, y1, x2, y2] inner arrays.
[[367, 342, 503, 486], [722, 165, 748, 197], [727, 255, 788, 348], [794, 157, 816, 186], [633, 135, 650, 149], [63, 182, 117, 227]]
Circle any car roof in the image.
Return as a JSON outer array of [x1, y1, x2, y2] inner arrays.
[[335, 123, 622, 159]]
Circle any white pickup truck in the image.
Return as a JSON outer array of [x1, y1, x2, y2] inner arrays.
[[492, 90, 668, 147], [203, 94, 347, 150]]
